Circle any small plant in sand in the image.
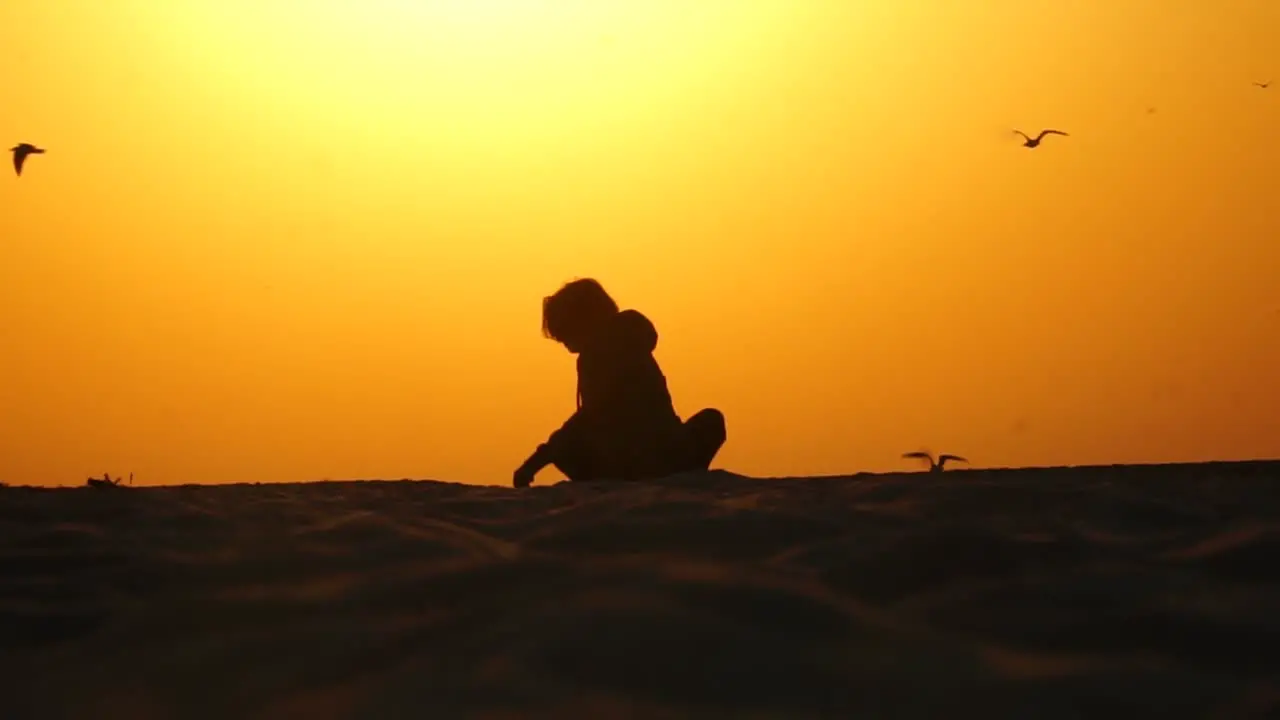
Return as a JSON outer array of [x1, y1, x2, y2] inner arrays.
[[87, 472, 132, 489], [902, 451, 968, 473]]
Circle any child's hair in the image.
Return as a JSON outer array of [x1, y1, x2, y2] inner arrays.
[[542, 278, 619, 343]]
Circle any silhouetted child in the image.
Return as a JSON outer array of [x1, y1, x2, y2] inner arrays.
[[514, 278, 726, 487]]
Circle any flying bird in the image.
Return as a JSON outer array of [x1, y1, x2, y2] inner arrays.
[[1013, 129, 1068, 148], [902, 451, 968, 473], [1254, 80, 1271, 89], [10, 143, 45, 176]]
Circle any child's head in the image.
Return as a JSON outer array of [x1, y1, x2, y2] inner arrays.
[[542, 278, 619, 353]]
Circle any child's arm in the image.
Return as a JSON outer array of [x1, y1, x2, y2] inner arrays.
[[515, 410, 583, 487]]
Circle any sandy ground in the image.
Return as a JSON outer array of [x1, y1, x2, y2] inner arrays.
[[2, 462, 1278, 719]]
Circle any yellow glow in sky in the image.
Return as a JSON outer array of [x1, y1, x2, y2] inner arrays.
[[1, 0, 1278, 486]]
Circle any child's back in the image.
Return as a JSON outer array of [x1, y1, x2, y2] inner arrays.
[[572, 307, 683, 477]]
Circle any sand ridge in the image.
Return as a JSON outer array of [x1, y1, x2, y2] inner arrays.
[[1, 463, 1278, 718]]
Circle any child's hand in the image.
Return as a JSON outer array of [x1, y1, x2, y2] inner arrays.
[[513, 464, 537, 488], [514, 444, 550, 488]]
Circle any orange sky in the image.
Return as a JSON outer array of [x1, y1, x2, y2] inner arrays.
[[2, 0, 1278, 487]]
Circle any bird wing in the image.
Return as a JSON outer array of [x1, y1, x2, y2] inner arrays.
[[12, 148, 25, 176], [1012, 129, 1031, 141], [902, 451, 933, 461], [938, 454, 968, 464], [1036, 130, 1068, 140]]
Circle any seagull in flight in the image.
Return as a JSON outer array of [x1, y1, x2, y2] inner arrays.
[[1254, 80, 1271, 89], [10, 143, 45, 176], [1013, 129, 1068, 149], [902, 451, 968, 473]]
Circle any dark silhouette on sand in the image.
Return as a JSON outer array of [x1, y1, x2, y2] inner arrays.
[[903, 452, 967, 473], [10, 143, 45, 176], [1013, 129, 1068, 148], [86, 472, 132, 489], [514, 278, 726, 487], [1254, 80, 1271, 89]]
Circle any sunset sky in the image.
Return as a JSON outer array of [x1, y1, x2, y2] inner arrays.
[[2, 0, 1278, 487]]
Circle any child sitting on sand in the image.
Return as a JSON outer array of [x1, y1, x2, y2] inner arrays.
[[514, 278, 726, 487]]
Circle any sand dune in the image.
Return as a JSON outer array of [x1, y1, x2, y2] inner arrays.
[[2, 462, 1278, 719]]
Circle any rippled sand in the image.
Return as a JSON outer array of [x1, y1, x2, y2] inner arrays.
[[2, 462, 1278, 719]]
